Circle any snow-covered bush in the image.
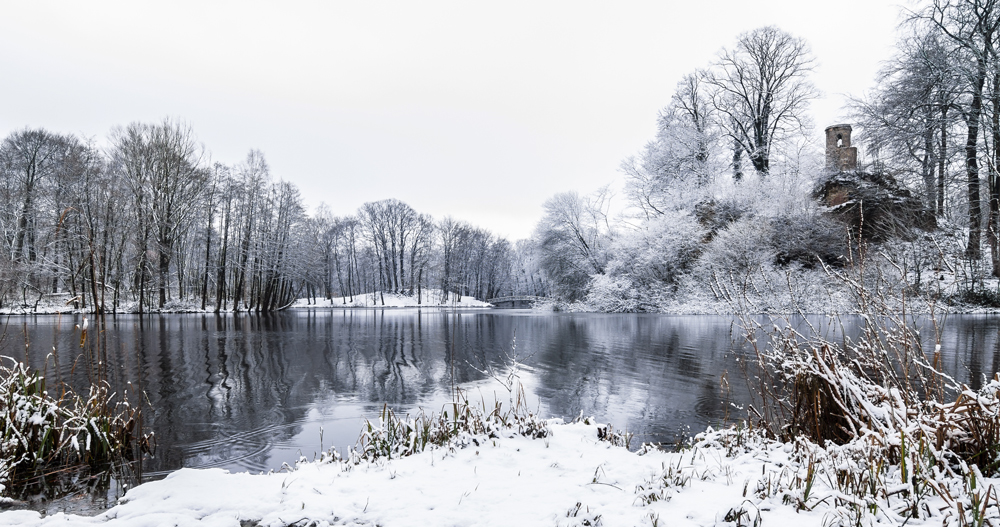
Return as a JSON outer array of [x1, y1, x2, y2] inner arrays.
[[578, 212, 704, 312], [694, 197, 752, 240], [726, 267, 1000, 524], [606, 211, 704, 287], [698, 216, 775, 276], [584, 274, 647, 313], [769, 212, 846, 268]]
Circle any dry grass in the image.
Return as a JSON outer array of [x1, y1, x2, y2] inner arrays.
[[0, 317, 153, 501], [355, 333, 630, 462], [356, 383, 550, 462], [711, 241, 1000, 525], [0, 356, 153, 498]]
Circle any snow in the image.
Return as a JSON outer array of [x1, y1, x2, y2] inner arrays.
[[0, 421, 808, 527], [4, 415, 1000, 526], [292, 289, 492, 309], [0, 295, 209, 315], [0, 290, 492, 315]]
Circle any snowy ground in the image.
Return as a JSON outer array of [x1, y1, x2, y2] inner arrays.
[[0, 293, 102, 315], [3, 418, 997, 526], [292, 290, 491, 309], [0, 290, 491, 315], [1, 420, 818, 527]]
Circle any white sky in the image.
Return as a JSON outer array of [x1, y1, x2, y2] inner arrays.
[[0, 1, 907, 240]]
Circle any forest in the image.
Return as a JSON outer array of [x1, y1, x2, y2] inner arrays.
[[0, 120, 535, 313], [5, 0, 1000, 314]]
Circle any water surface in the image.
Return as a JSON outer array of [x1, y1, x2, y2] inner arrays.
[[5, 310, 1000, 493]]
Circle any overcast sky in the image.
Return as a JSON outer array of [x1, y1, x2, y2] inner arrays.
[[0, 1, 906, 240]]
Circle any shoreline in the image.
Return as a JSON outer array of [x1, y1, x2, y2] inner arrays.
[[0, 421, 841, 526], [5, 304, 1000, 316], [2, 418, 992, 526]]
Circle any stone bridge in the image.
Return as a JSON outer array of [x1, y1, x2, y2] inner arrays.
[[485, 295, 548, 306]]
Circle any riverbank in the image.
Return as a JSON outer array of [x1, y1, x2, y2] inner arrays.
[[4, 418, 995, 527], [0, 421, 851, 527], [8, 278, 1000, 316], [291, 289, 491, 309], [0, 290, 491, 315]]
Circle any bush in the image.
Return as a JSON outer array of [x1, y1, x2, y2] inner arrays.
[[584, 274, 648, 313], [769, 212, 846, 268], [947, 288, 1000, 308], [698, 216, 775, 276], [729, 252, 1000, 523], [606, 212, 704, 287]]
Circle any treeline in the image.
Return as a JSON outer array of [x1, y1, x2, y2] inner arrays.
[[0, 119, 544, 313], [301, 202, 533, 306]]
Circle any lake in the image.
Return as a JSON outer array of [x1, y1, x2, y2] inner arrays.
[[4, 309, 1000, 510]]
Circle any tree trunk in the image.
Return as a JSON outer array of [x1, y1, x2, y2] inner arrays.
[[923, 105, 937, 213], [939, 106, 948, 216], [991, 70, 1000, 277], [965, 56, 987, 260], [732, 138, 744, 181]]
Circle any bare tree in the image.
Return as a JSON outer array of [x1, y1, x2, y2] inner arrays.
[[918, 0, 1000, 259], [230, 150, 268, 310], [534, 190, 612, 301], [110, 119, 208, 310], [705, 26, 818, 177], [0, 129, 68, 264], [622, 72, 722, 219], [851, 30, 962, 246]]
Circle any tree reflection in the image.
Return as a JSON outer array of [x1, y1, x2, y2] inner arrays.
[[5, 311, 1000, 478]]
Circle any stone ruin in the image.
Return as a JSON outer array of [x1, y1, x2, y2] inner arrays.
[[814, 123, 933, 241], [825, 124, 858, 172]]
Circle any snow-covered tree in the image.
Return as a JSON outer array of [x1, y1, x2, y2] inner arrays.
[[534, 190, 612, 301]]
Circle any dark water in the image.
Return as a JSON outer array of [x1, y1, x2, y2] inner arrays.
[[5, 310, 1000, 507]]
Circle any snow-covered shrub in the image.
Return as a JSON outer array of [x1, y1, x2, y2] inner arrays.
[[698, 216, 775, 277], [729, 286, 1000, 522], [709, 237, 1000, 521], [584, 211, 705, 312], [694, 197, 751, 240], [769, 212, 845, 268], [606, 212, 704, 287], [584, 275, 646, 313]]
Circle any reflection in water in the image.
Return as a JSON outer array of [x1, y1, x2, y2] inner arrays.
[[4, 310, 1000, 483]]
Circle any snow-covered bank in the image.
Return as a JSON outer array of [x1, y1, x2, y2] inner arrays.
[[7, 420, 994, 527], [292, 289, 491, 309], [0, 290, 492, 315], [4, 418, 999, 526], [0, 422, 813, 527]]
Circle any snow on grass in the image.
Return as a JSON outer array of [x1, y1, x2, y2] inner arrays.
[[292, 289, 491, 309], [0, 289, 492, 314], [0, 422, 803, 527], [6, 418, 1000, 526], [0, 295, 209, 315], [0, 357, 150, 499]]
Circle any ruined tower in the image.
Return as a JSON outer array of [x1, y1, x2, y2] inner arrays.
[[825, 124, 857, 172]]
